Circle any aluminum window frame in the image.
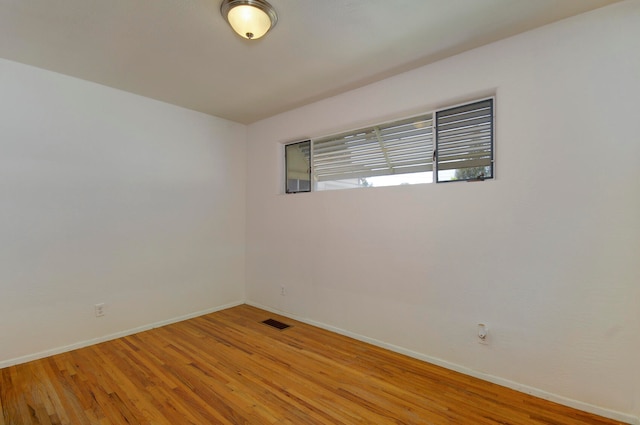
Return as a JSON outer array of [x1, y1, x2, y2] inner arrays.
[[283, 96, 495, 193]]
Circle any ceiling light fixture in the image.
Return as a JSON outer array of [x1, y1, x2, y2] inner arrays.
[[220, 0, 277, 40]]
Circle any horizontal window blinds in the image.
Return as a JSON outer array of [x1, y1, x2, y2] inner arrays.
[[313, 115, 433, 182], [435, 98, 494, 172]]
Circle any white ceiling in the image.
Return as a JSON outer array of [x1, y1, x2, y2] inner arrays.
[[0, 0, 619, 124]]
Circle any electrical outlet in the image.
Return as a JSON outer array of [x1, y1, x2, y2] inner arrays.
[[477, 323, 488, 344], [95, 303, 105, 317], [280, 285, 286, 296]]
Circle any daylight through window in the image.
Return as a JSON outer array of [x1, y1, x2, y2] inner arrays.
[[285, 98, 494, 193]]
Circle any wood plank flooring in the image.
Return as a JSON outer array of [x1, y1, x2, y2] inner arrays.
[[0, 304, 627, 424]]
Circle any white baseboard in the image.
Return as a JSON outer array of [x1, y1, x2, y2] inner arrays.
[[247, 301, 638, 425], [0, 300, 244, 369]]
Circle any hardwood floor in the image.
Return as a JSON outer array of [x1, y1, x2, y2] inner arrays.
[[0, 304, 626, 424]]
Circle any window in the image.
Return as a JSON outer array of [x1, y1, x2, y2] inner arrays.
[[284, 98, 494, 193], [435, 98, 494, 182], [285, 140, 311, 193], [313, 114, 434, 190]]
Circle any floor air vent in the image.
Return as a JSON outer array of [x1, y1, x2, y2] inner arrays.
[[261, 318, 291, 330]]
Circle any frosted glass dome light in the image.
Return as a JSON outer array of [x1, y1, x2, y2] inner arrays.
[[221, 0, 277, 40]]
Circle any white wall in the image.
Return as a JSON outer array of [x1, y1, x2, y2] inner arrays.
[[0, 58, 246, 365], [246, 1, 640, 422]]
